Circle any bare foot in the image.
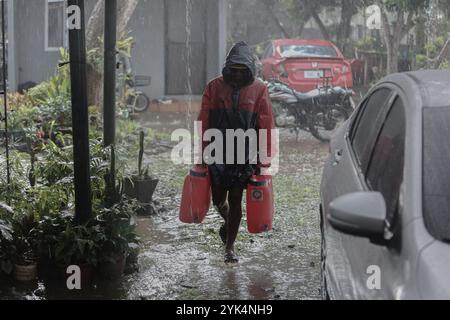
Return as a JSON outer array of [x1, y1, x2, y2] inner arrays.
[[224, 250, 239, 264]]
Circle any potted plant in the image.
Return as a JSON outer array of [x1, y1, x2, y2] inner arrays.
[[11, 212, 39, 282], [32, 213, 71, 279], [53, 222, 99, 287], [13, 249, 38, 282], [95, 202, 140, 280], [33, 213, 98, 286], [124, 131, 159, 204]]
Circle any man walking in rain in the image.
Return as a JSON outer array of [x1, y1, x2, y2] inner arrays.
[[198, 42, 275, 263]]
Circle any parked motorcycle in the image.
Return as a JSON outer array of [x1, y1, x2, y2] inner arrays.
[[265, 78, 355, 142]]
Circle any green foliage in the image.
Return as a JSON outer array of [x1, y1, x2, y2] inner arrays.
[[116, 118, 142, 144], [94, 200, 140, 264], [32, 213, 102, 268], [36, 141, 74, 185], [7, 104, 40, 133], [0, 204, 15, 274], [3, 48, 72, 141], [439, 60, 450, 69], [34, 184, 73, 217], [382, 0, 429, 12], [0, 40, 153, 279], [53, 222, 100, 267], [10, 211, 38, 265], [20, 198, 141, 269], [31, 213, 72, 264], [0, 152, 31, 206], [28, 49, 71, 104], [88, 35, 135, 73], [415, 36, 450, 69], [355, 35, 385, 52]]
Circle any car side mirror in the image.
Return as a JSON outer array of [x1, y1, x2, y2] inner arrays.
[[328, 192, 387, 245]]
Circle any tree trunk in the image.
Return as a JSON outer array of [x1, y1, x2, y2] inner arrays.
[[85, 0, 140, 108], [310, 10, 330, 40], [117, 0, 139, 36], [86, 0, 105, 50], [387, 43, 399, 73], [261, 0, 291, 38], [415, 8, 426, 55], [296, 13, 311, 37], [378, 1, 416, 74], [86, 0, 104, 107], [337, 0, 355, 56], [378, 1, 399, 74]]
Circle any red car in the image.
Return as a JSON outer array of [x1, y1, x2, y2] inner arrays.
[[261, 39, 353, 92]]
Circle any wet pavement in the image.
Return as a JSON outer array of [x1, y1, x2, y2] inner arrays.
[[0, 114, 329, 300]]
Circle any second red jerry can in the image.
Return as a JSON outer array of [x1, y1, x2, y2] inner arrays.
[[179, 165, 211, 224], [246, 175, 274, 234]]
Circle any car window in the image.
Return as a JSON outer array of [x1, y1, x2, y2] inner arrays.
[[263, 44, 273, 59], [351, 88, 393, 173], [423, 107, 450, 243], [366, 97, 406, 224], [279, 44, 337, 58]]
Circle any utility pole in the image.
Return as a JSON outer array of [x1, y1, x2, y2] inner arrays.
[[67, 0, 92, 224], [103, 0, 117, 147]]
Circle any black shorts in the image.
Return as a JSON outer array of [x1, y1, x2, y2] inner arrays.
[[209, 164, 256, 190]]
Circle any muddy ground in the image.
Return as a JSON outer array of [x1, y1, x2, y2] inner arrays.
[[0, 112, 329, 300]]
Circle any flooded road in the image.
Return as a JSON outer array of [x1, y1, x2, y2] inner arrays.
[[0, 114, 329, 300]]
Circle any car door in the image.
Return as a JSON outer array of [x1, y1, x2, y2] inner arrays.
[[321, 86, 396, 299], [360, 95, 407, 299]]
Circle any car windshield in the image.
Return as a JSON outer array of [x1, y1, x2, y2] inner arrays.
[[423, 107, 450, 242], [279, 45, 338, 58]]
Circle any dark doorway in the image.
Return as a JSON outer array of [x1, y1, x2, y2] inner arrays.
[[165, 0, 207, 95]]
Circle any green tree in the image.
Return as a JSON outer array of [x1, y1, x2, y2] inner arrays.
[[282, 0, 365, 54], [282, 0, 332, 40], [376, 0, 429, 73]]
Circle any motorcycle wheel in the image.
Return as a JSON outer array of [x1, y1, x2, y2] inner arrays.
[[133, 93, 150, 113], [309, 105, 352, 143]]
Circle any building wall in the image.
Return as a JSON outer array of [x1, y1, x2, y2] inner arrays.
[[14, 0, 61, 88], [12, 0, 96, 89], [10, 0, 226, 97]]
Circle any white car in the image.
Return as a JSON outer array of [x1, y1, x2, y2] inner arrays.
[[320, 70, 450, 300]]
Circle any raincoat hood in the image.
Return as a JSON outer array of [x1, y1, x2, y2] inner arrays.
[[222, 41, 256, 88]]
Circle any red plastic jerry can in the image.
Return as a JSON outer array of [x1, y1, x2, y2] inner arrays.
[[179, 165, 211, 224], [246, 175, 274, 234]]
